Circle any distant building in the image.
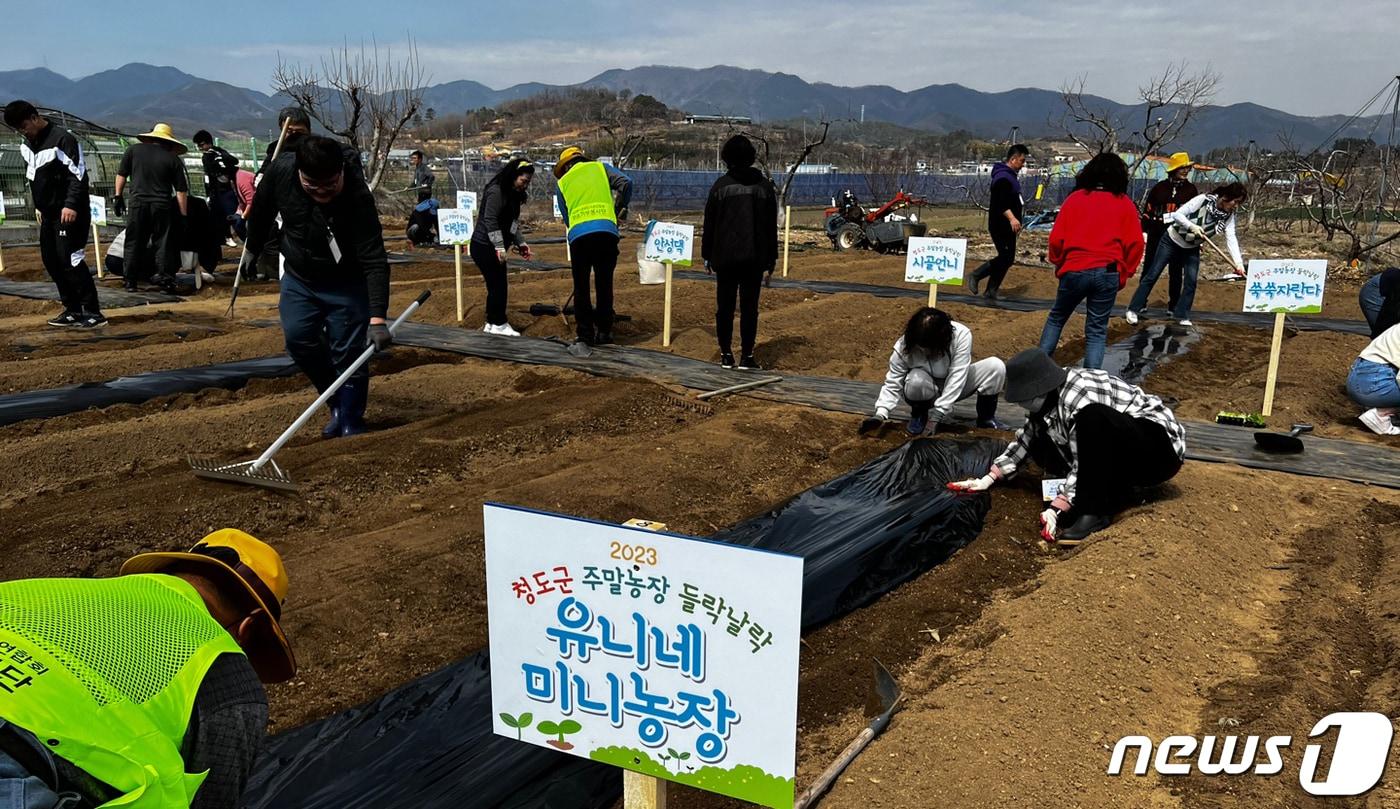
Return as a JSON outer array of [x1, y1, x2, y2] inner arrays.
[[786, 163, 838, 174], [684, 114, 753, 125]]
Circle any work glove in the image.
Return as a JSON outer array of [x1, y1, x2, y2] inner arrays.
[[495, 248, 507, 263], [858, 415, 887, 435], [1188, 224, 1206, 238], [946, 474, 995, 493], [518, 244, 533, 261], [112, 196, 126, 217], [1233, 262, 1246, 276], [1039, 507, 1062, 542], [367, 322, 392, 352]]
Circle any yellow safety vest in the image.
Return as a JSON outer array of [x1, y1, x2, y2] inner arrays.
[[0, 574, 244, 807], [558, 161, 617, 241]]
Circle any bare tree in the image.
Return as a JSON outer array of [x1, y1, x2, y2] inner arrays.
[[1285, 139, 1400, 262], [740, 121, 830, 226], [1056, 63, 1220, 176], [272, 37, 428, 191]]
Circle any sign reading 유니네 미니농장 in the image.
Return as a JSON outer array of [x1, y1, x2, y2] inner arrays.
[[905, 236, 967, 285], [485, 504, 802, 809], [1243, 259, 1328, 314]]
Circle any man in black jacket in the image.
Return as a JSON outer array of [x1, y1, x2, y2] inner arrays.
[[194, 129, 241, 246], [245, 136, 392, 438], [114, 123, 190, 293], [969, 144, 1029, 299], [3, 100, 105, 328], [701, 135, 777, 370]]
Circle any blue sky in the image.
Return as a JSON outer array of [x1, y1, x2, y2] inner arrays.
[[6, 0, 1397, 117]]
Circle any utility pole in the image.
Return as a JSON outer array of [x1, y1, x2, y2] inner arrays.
[[1245, 139, 1257, 227], [1368, 76, 1400, 249]]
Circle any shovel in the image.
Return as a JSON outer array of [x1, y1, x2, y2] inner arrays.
[[190, 290, 431, 491], [793, 660, 903, 809], [1254, 422, 1313, 454]]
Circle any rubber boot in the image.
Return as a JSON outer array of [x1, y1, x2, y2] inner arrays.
[[321, 388, 344, 439], [976, 394, 1010, 430], [338, 377, 369, 437]]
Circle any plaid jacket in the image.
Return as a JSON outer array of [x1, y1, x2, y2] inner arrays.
[[989, 368, 1186, 509]]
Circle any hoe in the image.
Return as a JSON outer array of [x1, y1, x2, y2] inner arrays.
[[190, 290, 431, 491]]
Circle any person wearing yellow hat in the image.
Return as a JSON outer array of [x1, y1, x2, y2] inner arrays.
[[114, 122, 190, 294], [0, 529, 293, 808], [554, 146, 632, 345], [1138, 152, 1198, 313]]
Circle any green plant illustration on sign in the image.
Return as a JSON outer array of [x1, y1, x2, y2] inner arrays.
[[537, 719, 583, 750], [498, 712, 533, 741], [590, 746, 794, 809], [664, 747, 691, 773]]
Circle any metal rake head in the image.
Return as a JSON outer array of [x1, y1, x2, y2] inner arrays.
[[188, 455, 298, 492], [663, 393, 715, 416]]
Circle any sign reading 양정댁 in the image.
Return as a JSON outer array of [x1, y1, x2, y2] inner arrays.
[[456, 190, 477, 215], [88, 195, 107, 226], [643, 222, 694, 267], [905, 236, 967, 285], [437, 208, 473, 246], [1243, 259, 1328, 314], [485, 504, 802, 809]]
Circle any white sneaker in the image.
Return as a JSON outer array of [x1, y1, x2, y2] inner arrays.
[[481, 323, 497, 334], [224, 238, 238, 248], [1360, 408, 1400, 435], [1124, 310, 1139, 325], [1177, 319, 1193, 327], [495, 323, 521, 337]]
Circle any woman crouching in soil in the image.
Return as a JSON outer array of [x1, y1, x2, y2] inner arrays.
[[860, 307, 1009, 437], [948, 348, 1186, 544], [470, 157, 536, 336], [1348, 322, 1400, 436]]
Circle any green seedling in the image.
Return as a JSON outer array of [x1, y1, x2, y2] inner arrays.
[[665, 747, 692, 772], [498, 712, 533, 741], [538, 719, 583, 750]]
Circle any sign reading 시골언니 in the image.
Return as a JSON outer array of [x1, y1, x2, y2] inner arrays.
[[905, 236, 967, 285], [485, 504, 802, 809], [1243, 259, 1327, 314]]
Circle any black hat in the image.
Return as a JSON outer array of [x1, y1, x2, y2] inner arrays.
[[720, 135, 756, 169], [1004, 348, 1068, 404]]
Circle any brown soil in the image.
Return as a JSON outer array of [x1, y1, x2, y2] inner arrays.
[[0, 218, 1397, 807]]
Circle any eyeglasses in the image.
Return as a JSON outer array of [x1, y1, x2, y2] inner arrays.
[[298, 172, 343, 193]]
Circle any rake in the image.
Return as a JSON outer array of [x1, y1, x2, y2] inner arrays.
[[190, 290, 431, 491], [226, 116, 292, 318]]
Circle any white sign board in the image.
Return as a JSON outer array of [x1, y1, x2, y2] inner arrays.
[[643, 222, 695, 267], [1041, 478, 1067, 503], [552, 194, 562, 220], [88, 195, 107, 226], [905, 236, 966, 285], [437, 207, 473, 245], [485, 504, 802, 809], [456, 190, 477, 214], [1243, 259, 1327, 314], [0, 191, 6, 225]]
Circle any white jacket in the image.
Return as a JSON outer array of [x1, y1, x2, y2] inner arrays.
[[875, 321, 975, 422]]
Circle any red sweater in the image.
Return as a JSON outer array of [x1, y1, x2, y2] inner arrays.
[[1046, 189, 1145, 288]]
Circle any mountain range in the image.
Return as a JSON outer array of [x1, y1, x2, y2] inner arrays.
[[0, 62, 1383, 153]]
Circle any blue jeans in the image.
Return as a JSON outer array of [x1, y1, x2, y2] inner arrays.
[[1038, 266, 1119, 370], [0, 721, 75, 808], [279, 271, 370, 393], [1129, 233, 1200, 320], [1359, 274, 1384, 333], [1347, 358, 1400, 408]]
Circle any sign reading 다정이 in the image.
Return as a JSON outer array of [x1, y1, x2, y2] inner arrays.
[[485, 504, 802, 809], [437, 208, 473, 245], [88, 195, 107, 226], [905, 236, 966, 285], [456, 191, 477, 214], [1243, 259, 1328, 314], [643, 222, 694, 267]]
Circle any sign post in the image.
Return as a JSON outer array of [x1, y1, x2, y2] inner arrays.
[[456, 190, 478, 216], [437, 207, 474, 322], [0, 191, 6, 274], [644, 222, 695, 347], [905, 236, 967, 308], [554, 195, 571, 262], [1242, 259, 1327, 417], [485, 504, 802, 809], [781, 205, 792, 278], [89, 195, 107, 279]]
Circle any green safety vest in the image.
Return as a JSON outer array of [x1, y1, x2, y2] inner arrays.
[[558, 162, 617, 237], [0, 574, 244, 808]]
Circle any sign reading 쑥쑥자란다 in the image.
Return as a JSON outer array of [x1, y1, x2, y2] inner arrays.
[[1243, 259, 1328, 314], [485, 504, 802, 809], [905, 236, 967, 285]]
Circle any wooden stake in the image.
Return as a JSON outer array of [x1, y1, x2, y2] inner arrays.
[[782, 205, 792, 278], [92, 222, 104, 279], [624, 771, 667, 809], [0, 241, 5, 274], [1262, 311, 1285, 416], [662, 261, 674, 347], [454, 243, 464, 323], [927, 283, 938, 308]]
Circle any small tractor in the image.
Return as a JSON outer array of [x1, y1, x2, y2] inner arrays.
[[824, 189, 930, 252]]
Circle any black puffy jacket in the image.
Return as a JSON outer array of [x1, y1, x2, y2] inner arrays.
[[701, 166, 777, 269]]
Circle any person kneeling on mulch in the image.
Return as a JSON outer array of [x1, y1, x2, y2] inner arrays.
[[1348, 322, 1400, 436], [947, 348, 1186, 544]]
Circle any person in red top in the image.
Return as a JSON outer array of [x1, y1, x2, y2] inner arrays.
[[231, 168, 256, 240], [1037, 153, 1144, 369]]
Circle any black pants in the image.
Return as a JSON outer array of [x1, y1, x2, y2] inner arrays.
[[470, 240, 510, 325], [1073, 402, 1182, 515], [569, 232, 618, 340], [972, 229, 1017, 293], [1143, 223, 1184, 311], [124, 202, 178, 284], [38, 210, 100, 314], [714, 263, 764, 354]]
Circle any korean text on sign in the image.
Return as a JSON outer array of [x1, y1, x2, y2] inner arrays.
[[1242, 259, 1328, 314], [643, 222, 694, 267], [437, 208, 473, 245], [905, 236, 966, 285]]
